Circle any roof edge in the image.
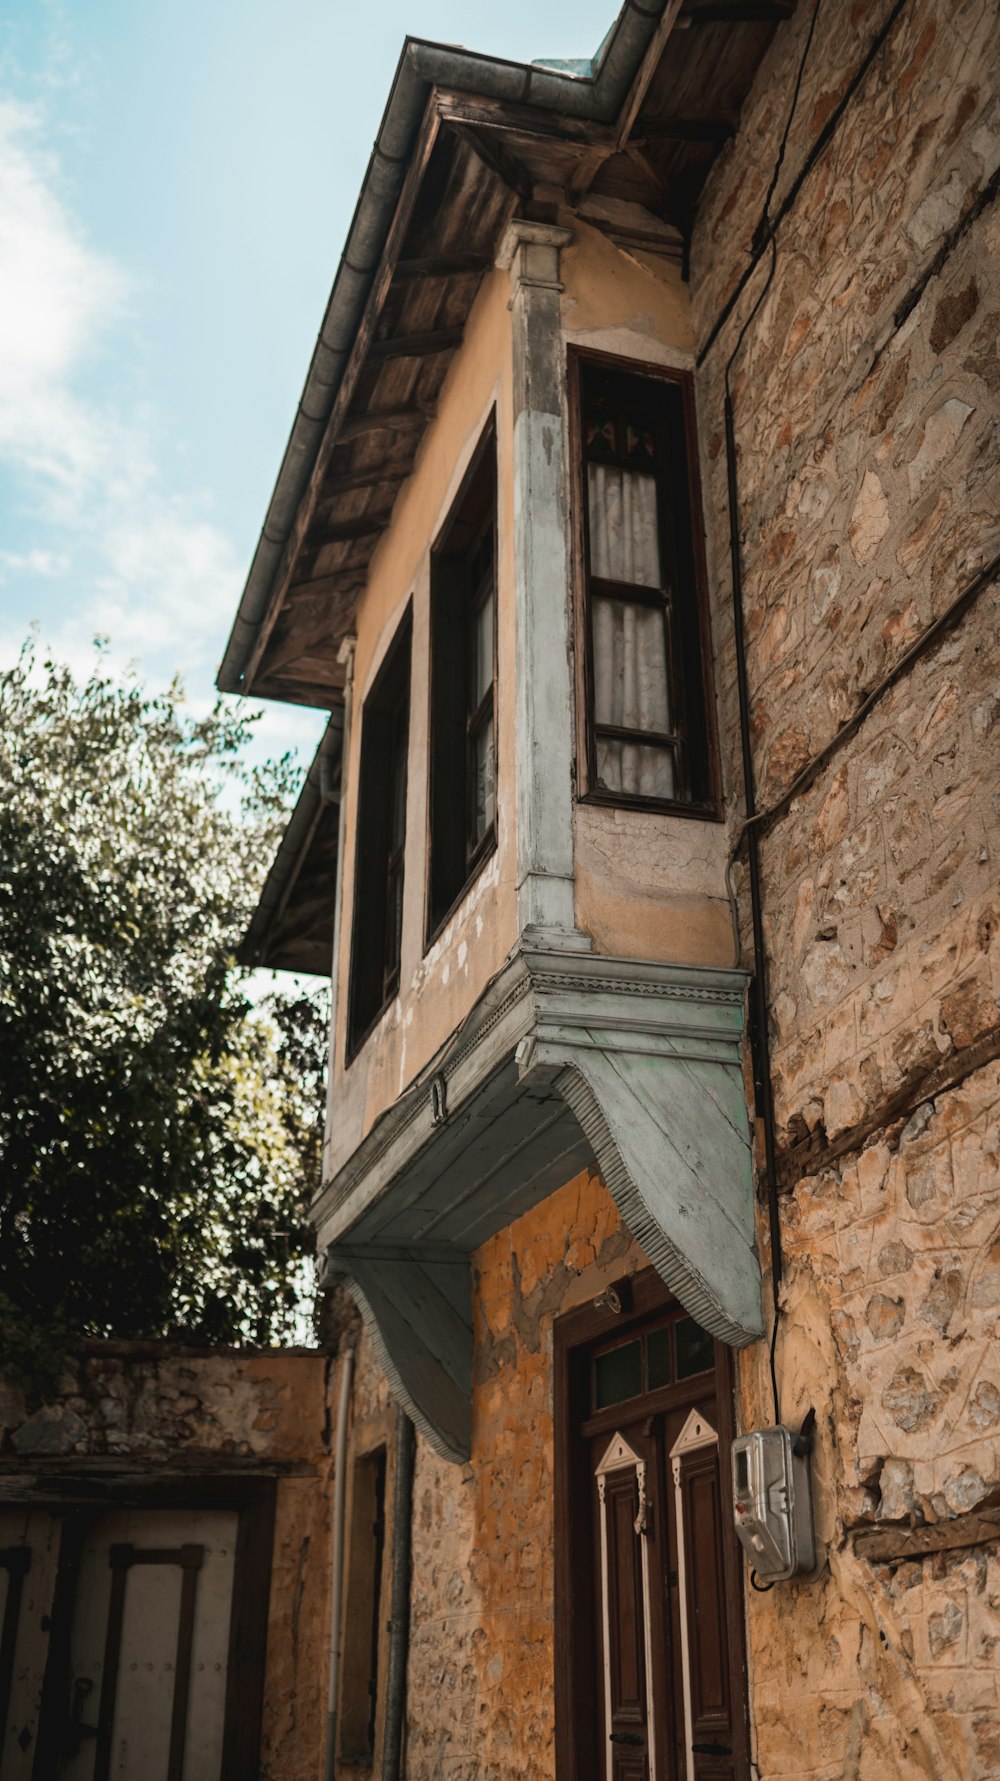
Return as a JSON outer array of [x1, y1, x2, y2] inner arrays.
[[216, 0, 670, 696]]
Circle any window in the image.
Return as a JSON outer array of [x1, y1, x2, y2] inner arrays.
[[575, 356, 717, 813], [427, 420, 497, 940], [348, 610, 412, 1055], [339, 1447, 387, 1764]]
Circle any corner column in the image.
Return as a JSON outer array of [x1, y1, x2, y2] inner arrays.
[[497, 219, 586, 950]]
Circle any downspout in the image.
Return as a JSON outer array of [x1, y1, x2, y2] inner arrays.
[[323, 636, 357, 1182], [324, 1341, 355, 1781], [381, 1408, 415, 1781]]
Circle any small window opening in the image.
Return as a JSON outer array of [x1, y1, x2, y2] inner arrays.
[[339, 1446, 387, 1765], [427, 419, 497, 940], [348, 610, 412, 1056]]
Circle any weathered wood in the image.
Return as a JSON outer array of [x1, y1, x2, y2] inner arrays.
[[449, 122, 533, 202], [336, 406, 430, 442], [319, 460, 417, 496], [853, 1502, 1000, 1564], [681, 0, 793, 19], [436, 90, 615, 149], [639, 114, 737, 141], [366, 326, 464, 362], [310, 515, 388, 546], [614, 0, 685, 152], [393, 252, 491, 281]]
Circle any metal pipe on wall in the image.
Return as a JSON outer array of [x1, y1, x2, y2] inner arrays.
[[323, 1341, 355, 1781], [381, 1408, 415, 1781]]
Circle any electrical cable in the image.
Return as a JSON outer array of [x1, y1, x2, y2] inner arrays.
[[720, 0, 822, 1429], [749, 1569, 775, 1595]]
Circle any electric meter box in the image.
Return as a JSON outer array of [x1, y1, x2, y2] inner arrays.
[[731, 1426, 815, 1582]]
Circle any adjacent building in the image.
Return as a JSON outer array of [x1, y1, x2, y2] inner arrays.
[[221, 2, 999, 1776]]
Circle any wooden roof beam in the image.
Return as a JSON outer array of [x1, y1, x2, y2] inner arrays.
[[367, 326, 464, 362], [638, 114, 738, 141], [310, 515, 388, 547], [680, 0, 794, 20], [393, 252, 490, 280], [337, 406, 431, 443], [319, 459, 418, 498]]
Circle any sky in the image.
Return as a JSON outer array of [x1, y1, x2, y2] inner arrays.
[[0, 0, 617, 778]]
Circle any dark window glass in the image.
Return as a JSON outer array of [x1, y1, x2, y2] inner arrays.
[[646, 1326, 673, 1390], [428, 420, 497, 938], [578, 359, 714, 811], [593, 1339, 642, 1409], [674, 1315, 715, 1380], [348, 611, 412, 1055]]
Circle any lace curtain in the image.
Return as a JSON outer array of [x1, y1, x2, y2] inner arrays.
[[588, 463, 675, 800]]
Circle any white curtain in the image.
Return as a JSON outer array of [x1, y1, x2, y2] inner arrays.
[[589, 464, 674, 799]]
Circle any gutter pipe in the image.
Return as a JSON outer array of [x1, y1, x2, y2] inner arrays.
[[381, 1408, 416, 1781], [216, 0, 672, 694], [324, 1341, 355, 1781]]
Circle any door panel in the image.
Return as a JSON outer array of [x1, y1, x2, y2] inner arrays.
[[0, 1510, 62, 1781], [0, 1506, 239, 1781]]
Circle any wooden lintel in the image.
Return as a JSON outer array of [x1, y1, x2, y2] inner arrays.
[[337, 407, 430, 443], [394, 253, 490, 281], [853, 1501, 1000, 1565], [638, 115, 737, 142], [681, 0, 793, 21], [366, 326, 464, 362]]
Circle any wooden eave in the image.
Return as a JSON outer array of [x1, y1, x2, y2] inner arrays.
[[241, 718, 342, 976], [234, 2, 793, 709]]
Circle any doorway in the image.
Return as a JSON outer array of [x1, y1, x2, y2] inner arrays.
[[554, 1271, 749, 1781]]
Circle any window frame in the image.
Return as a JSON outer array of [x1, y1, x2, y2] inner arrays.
[[568, 348, 722, 821], [346, 605, 413, 1063], [425, 416, 499, 950]]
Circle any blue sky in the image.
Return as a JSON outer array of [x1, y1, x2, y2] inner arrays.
[[0, 0, 616, 773]]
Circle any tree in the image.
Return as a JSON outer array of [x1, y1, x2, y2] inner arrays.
[[0, 639, 328, 1392]]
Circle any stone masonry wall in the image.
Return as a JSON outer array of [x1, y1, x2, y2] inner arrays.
[[403, 1168, 644, 1781], [691, 2, 1000, 1776], [0, 1344, 335, 1781]]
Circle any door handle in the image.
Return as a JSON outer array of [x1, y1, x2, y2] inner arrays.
[[609, 1732, 644, 1746]]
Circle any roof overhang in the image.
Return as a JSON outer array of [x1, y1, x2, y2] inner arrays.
[[216, 0, 794, 710], [241, 714, 343, 975], [316, 945, 761, 1462]]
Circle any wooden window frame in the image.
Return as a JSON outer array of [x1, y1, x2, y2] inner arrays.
[[347, 606, 413, 1062], [339, 1445, 388, 1766], [568, 349, 722, 822], [425, 416, 499, 949], [553, 1269, 748, 1781]]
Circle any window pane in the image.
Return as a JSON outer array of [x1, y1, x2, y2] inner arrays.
[[471, 716, 494, 846], [596, 738, 675, 801], [646, 1327, 673, 1390], [674, 1316, 714, 1380], [594, 1340, 642, 1409], [587, 463, 660, 588], [471, 578, 493, 710], [592, 597, 672, 736]]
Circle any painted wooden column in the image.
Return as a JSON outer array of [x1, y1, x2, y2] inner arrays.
[[497, 218, 586, 949]]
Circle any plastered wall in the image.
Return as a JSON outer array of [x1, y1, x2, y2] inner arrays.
[[327, 266, 519, 1180], [691, 1, 1000, 1774]]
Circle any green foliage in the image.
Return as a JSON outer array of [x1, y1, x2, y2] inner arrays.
[[0, 639, 328, 1393]]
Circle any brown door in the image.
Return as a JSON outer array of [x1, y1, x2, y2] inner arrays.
[[556, 1280, 749, 1781]]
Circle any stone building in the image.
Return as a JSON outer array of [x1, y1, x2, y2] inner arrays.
[[216, 1, 998, 1777]]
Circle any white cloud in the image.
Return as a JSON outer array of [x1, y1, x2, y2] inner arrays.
[[0, 97, 245, 688]]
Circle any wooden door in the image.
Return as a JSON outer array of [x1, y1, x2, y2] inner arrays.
[[0, 1501, 267, 1781], [556, 1280, 749, 1781]]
